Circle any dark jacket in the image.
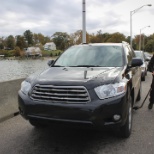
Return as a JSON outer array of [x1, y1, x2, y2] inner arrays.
[[147, 54, 154, 72]]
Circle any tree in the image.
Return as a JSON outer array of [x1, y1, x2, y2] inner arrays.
[[16, 35, 27, 49], [143, 33, 154, 52], [107, 32, 126, 43], [0, 43, 4, 49], [24, 30, 34, 46], [33, 33, 39, 45], [89, 32, 111, 43], [96, 30, 103, 42], [44, 36, 51, 44], [14, 46, 21, 56], [102, 33, 111, 42], [145, 39, 154, 52], [70, 30, 82, 45], [52, 32, 70, 50], [0, 37, 4, 49], [126, 36, 130, 44], [5, 35, 15, 49], [70, 30, 90, 45]]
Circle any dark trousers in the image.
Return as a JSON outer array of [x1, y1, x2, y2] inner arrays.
[[150, 75, 154, 104]]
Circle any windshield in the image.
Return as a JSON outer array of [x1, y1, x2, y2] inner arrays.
[[135, 51, 144, 60], [54, 45, 123, 67]]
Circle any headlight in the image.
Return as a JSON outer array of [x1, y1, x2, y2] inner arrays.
[[94, 82, 126, 99], [21, 81, 31, 95]]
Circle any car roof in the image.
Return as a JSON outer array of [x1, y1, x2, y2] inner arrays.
[[134, 50, 143, 53], [74, 43, 123, 47]]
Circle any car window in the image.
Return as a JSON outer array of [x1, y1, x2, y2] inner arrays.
[[54, 45, 123, 67], [134, 51, 144, 61], [125, 45, 133, 66]]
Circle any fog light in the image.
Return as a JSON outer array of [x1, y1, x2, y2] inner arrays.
[[113, 115, 121, 121]]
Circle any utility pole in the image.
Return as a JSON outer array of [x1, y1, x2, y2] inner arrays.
[[82, 0, 86, 44], [130, 4, 152, 48]]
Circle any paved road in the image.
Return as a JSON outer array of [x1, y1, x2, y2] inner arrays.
[[0, 73, 154, 154]]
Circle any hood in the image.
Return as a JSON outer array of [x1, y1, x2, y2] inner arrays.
[[28, 67, 123, 88]]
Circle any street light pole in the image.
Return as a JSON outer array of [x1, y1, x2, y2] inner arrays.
[[82, 0, 86, 44], [130, 4, 152, 48], [130, 11, 132, 48], [139, 25, 150, 50]]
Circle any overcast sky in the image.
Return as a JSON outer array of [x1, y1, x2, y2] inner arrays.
[[0, 0, 154, 38]]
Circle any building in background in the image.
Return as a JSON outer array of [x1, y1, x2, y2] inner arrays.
[[44, 42, 56, 51]]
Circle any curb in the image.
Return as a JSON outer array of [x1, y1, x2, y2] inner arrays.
[[0, 78, 25, 123], [0, 112, 20, 123]]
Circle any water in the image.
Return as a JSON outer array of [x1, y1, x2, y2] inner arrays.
[[0, 59, 50, 82]]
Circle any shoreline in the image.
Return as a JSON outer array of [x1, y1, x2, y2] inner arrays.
[[0, 56, 58, 61]]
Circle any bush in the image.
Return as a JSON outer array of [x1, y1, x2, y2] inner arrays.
[[58, 51, 61, 56], [14, 47, 21, 56], [42, 50, 63, 57], [0, 50, 5, 55]]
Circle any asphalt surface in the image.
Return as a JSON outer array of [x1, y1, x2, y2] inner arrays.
[[0, 73, 154, 154]]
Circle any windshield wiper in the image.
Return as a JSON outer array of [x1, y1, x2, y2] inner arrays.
[[53, 65, 64, 67], [69, 65, 101, 67]]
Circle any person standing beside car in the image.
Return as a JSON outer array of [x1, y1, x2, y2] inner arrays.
[[147, 54, 154, 109]]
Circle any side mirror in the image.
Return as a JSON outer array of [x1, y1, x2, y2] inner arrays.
[[131, 58, 143, 67], [47, 60, 55, 67]]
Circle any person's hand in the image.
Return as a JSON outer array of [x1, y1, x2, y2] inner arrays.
[[152, 71, 154, 75]]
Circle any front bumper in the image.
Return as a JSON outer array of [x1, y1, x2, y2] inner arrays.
[[18, 90, 128, 128]]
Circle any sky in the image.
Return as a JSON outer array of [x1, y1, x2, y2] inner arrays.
[[0, 0, 154, 38]]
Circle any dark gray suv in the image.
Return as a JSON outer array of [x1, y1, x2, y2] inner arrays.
[[18, 41, 143, 138]]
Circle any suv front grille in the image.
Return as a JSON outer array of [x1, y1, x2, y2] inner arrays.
[[30, 85, 90, 103]]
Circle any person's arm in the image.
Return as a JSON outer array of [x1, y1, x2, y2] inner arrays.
[[147, 54, 154, 73]]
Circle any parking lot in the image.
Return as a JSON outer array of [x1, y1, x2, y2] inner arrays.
[[0, 73, 154, 154]]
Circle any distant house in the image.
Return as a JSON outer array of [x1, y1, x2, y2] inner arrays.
[[44, 42, 56, 51], [25, 47, 42, 57]]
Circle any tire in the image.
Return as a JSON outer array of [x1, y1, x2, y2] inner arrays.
[[141, 75, 145, 81], [136, 83, 142, 101], [120, 97, 133, 138], [29, 119, 46, 128], [145, 70, 147, 76]]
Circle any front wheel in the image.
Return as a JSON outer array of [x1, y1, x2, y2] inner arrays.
[[120, 98, 133, 138], [136, 83, 142, 101], [29, 119, 47, 128], [141, 75, 145, 81]]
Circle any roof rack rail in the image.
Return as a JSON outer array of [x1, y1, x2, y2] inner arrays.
[[122, 41, 129, 45]]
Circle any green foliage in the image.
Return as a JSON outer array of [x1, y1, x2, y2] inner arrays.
[[16, 35, 27, 49], [33, 33, 51, 45], [50, 52, 53, 57], [145, 39, 154, 53], [89, 31, 126, 43], [5, 35, 15, 49], [14, 46, 21, 56], [90, 30, 111, 43], [4, 50, 16, 57], [24, 30, 34, 46], [2, 30, 154, 55], [106, 32, 126, 43], [0, 47, 25, 57], [0, 43, 4, 49], [52, 32, 70, 50], [42, 50, 63, 57], [0, 50, 5, 56]]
